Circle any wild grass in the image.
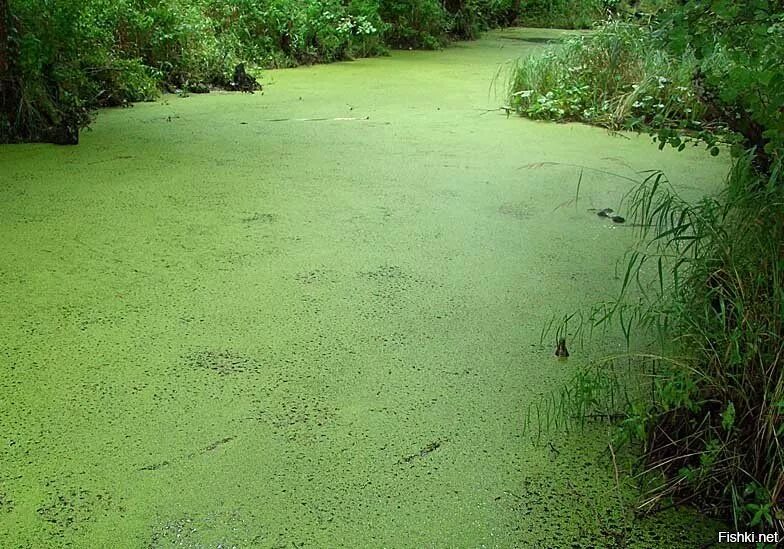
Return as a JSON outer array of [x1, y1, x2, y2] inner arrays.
[[622, 159, 783, 533], [533, 159, 783, 534], [507, 21, 707, 133]]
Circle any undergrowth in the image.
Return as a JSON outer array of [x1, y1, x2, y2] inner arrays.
[[534, 159, 783, 534], [618, 159, 783, 533], [0, 0, 526, 142], [507, 20, 710, 137], [513, 4, 783, 532], [519, 0, 611, 29]]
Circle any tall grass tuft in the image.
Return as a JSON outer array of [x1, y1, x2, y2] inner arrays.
[[507, 21, 707, 133], [627, 158, 782, 533], [546, 158, 783, 533]]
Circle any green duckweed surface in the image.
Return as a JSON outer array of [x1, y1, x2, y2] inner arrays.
[[1, 28, 730, 547]]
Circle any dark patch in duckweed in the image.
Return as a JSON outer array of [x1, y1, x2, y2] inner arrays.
[[499, 201, 534, 220], [359, 264, 408, 282], [242, 212, 278, 224], [37, 485, 119, 538], [202, 436, 235, 452], [0, 491, 13, 513], [293, 268, 338, 284], [265, 394, 338, 443], [58, 304, 126, 331], [139, 437, 236, 472], [399, 439, 445, 464], [184, 349, 262, 375], [360, 264, 420, 299], [138, 460, 171, 472], [355, 264, 424, 320], [371, 331, 409, 349]]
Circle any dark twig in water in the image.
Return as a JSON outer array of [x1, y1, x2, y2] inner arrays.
[[399, 440, 444, 463], [547, 441, 560, 456], [503, 490, 524, 501], [202, 436, 235, 453]]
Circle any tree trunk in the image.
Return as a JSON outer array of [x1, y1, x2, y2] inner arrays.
[[0, 0, 8, 77], [0, 0, 17, 140], [509, 0, 522, 25]]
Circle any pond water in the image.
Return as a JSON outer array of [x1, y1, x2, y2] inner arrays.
[[0, 27, 729, 547]]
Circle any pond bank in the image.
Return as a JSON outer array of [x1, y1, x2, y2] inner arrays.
[[0, 28, 729, 546]]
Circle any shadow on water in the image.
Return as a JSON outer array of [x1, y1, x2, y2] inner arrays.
[[498, 35, 564, 44]]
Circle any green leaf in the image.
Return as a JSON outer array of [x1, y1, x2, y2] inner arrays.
[[721, 401, 735, 431]]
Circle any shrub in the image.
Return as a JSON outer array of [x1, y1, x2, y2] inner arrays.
[[519, 0, 612, 29], [378, 0, 449, 49], [4, 0, 633, 142], [2, 0, 393, 141], [655, 0, 784, 174]]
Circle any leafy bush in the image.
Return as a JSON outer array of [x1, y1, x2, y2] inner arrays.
[[445, 0, 519, 40], [1, 0, 393, 142], [655, 0, 784, 174], [3, 0, 630, 142], [378, 0, 449, 48], [2, 0, 96, 140]]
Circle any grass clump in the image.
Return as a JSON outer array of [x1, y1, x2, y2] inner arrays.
[[508, 20, 706, 133], [614, 159, 782, 533], [538, 159, 783, 534]]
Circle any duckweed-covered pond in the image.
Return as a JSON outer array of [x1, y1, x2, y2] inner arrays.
[[1, 28, 730, 547]]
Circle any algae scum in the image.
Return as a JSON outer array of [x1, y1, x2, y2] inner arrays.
[[1, 29, 729, 547]]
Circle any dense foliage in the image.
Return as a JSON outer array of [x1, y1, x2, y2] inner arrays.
[[0, 0, 533, 143], [656, 0, 784, 174], [518, 0, 612, 29], [513, 0, 783, 534], [631, 0, 783, 534], [0, 0, 389, 142]]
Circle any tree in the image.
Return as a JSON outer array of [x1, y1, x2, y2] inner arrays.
[[0, 0, 18, 142]]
